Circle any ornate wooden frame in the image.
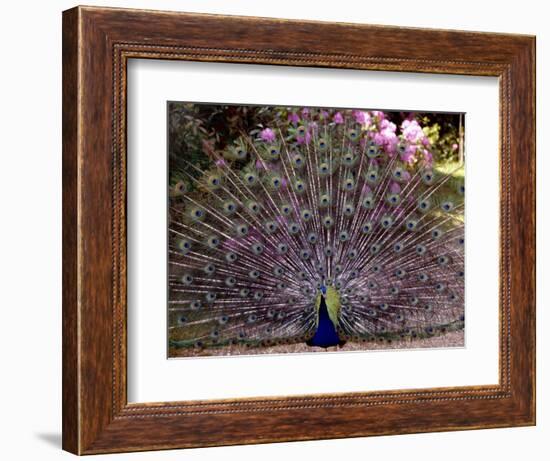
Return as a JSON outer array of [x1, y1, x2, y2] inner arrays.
[[62, 5, 536, 454]]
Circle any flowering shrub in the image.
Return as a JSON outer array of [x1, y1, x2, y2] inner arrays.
[[168, 103, 463, 195]]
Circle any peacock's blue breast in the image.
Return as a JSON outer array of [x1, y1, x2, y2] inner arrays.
[[307, 297, 342, 348]]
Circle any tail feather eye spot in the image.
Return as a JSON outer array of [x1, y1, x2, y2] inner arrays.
[[244, 173, 258, 185], [343, 203, 355, 216], [387, 194, 401, 206], [319, 163, 330, 175], [239, 288, 250, 298], [251, 243, 264, 255], [343, 178, 356, 191], [235, 224, 249, 237], [247, 201, 261, 214], [181, 274, 193, 285], [207, 175, 222, 189], [271, 176, 282, 188], [265, 221, 278, 233], [324, 246, 334, 257], [225, 252, 237, 263], [323, 215, 334, 228], [416, 244, 427, 255], [431, 229, 442, 239], [225, 276, 237, 287], [438, 256, 450, 266], [294, 179, 306, 193], [319, 194, 331, 208], [307, 232, 318, 244], [288, 222, 301, 234], [362, 196, 375, 209], [366, 170, 379, 184], [362, 222, 373, 234], [348, 129, 359, 141], [300, 249, 311, 260], [190, 300, 202, 310], [367, 145, 379, 158], [190, 207, 205, 221], [418, 198, 431, 212], [339, 230, 350, 242], [203, 264, 216, 275], [207, 235, 220, 248], [381, 215, 394, 228], [277, 243, 289, 255], [405, 219, 418, 231], [248, 270, 260, 280], [292, 154, 305, 168], [301, 209, 312, 221], [281, 204, 293, 216], [441, 201, 454, 212], [418, 273, 429, 282], [342, 153, 355, 166], [395, 268, 406, 278], [219, 315, 229, 325], [422, 171, 434, 185], [269, 147, 280, 159], [178, 239, 192, 254], [223, 200, 237, 215], [205, 292, 217, 303]]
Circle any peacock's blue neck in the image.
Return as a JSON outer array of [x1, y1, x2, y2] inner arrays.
[[307, 295, 342, 348]]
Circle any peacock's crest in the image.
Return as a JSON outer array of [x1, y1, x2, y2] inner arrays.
[[168, 105, 465, 357]]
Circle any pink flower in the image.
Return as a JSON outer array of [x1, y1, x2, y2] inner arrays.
[[320, 110, 329, 119], [260, 128, 276, 143], [352, 110, 369, 125], [452, 143, 459, 151], [371, 110, 386, 121], [422, 137, 431, 147], [401, 119, 424, 143], [215, 159, 226, 167], [400, 145, 417, 164], [301, 108, 310, 117], [389, 182, 401, 194], [256, 160, 266, 170], [423, 149, 433, 167], [361, 184, 373, 195], [297, 132, 311, 145], [333, 112, 344, 124], [288, 113, 300, 125]]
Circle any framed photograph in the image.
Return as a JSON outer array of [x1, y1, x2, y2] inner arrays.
[[62, 6, 535, 455]]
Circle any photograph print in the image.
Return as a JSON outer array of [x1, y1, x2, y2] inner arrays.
[[167, 104, 465, 358]]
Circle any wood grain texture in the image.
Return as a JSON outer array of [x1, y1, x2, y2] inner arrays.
[[62, 5, 536, 455]]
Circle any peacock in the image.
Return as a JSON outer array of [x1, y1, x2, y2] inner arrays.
[[168, 106, 465, 356]]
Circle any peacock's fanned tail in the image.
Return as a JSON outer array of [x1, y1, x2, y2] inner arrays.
[[168, 110, 465, 353]]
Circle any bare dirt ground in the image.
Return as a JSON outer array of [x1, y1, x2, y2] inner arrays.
[[169, 330, 464, 358]]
